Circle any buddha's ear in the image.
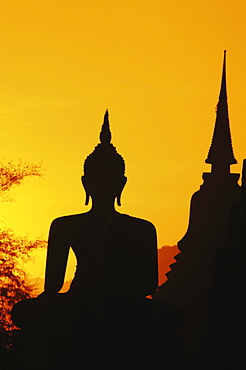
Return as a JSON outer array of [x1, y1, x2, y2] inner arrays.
[[116, 194, 121, 206], [85, 193, 90, 206], [116, 176, 127, 206], [81, 176, 90, 206]]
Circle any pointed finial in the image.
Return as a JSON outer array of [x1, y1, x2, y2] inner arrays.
[[223, 50, 226, 72], [219, 50, 227, 100], [99, 109, 111, 144], [205, 51, 237, 173]]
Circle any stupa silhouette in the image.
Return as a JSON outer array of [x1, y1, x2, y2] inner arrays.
[[153, 51, 241, 363]]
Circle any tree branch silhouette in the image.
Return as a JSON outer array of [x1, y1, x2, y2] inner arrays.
[[0, 160, 46, 330], [0, 160, 42, 202]]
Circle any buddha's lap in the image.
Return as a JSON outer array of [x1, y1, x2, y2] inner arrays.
[[12, 295, 183, 334]]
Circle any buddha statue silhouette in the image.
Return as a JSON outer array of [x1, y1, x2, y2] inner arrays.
[[11, 111, 183, 368], [44, 110, 158, 302]]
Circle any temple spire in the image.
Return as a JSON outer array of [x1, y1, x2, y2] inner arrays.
[[205, 51, 237, 174]]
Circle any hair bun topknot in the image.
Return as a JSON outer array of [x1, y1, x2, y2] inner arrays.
[[84, 110, 125, 178]]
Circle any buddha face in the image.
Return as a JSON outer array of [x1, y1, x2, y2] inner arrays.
[[81, 174, 127, 206]]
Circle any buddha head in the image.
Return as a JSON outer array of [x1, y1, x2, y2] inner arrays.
[[82, 110, 127, 207]]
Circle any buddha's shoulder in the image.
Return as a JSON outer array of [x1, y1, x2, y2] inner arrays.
[[50, 212, 156, 233], [50, 213, 90, 228], [117, 213, 156, 233]]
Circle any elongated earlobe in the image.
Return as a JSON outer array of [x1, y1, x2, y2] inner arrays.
[[85, 193, 90, 206], [117, 194, 121, 206], [116, 177, 126, 206]]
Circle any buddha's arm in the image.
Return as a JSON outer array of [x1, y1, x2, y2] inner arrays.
[[120, 220, 158, 298], [138, 222, 158, 296], [44, 218, 70, 294]]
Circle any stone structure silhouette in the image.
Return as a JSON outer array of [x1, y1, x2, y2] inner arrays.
[[154, 51, 241, 364], [205, 159, 246, 369]]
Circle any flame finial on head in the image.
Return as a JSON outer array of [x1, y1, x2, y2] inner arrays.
[[100, 110, 111, 144], [83, 110, 125, 177]]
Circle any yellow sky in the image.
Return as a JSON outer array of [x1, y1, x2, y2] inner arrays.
[[1, 1, 246, 281]]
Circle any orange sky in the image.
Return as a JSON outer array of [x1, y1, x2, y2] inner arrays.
[[1, 1, 246, 282]]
